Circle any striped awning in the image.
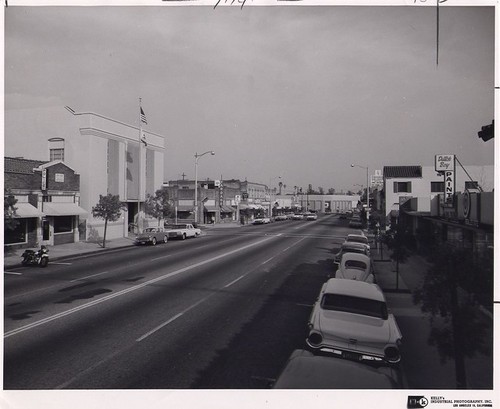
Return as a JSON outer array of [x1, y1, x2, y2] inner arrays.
[[221, 205, 235, 213], [204, 205, 219, 212]]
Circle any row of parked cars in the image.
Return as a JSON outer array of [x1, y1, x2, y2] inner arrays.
[[134, 223, 201, 245], [273, 232, 403, 388], [253, 212, 318, 224]]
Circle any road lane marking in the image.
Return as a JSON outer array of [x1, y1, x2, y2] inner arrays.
[[70, 271, 110, 283], [4, 235, 277, 338], [150, 254, 173, 261], [282, 237, 307, 252], [136, 295, 213, 342], [5, 271, 22, 275], [51, 262, 73, 265], [224, 275, 246, 288], [262, 257, 274, 265]]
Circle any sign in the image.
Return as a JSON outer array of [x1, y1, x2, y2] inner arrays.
[[435, 154, 455, 172], [55, 173, 65, 183], [41, 169, 47, 190], [444, 170, 455, 205]]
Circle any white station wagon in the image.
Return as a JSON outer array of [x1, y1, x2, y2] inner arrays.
[[306, 278, 402, 364]]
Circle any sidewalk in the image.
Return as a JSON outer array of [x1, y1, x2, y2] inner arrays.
[[3, 223, 245, 269]]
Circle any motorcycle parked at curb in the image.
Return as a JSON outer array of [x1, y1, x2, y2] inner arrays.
[[21, 245, 49, 268]]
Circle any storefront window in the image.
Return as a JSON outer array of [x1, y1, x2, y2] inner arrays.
[[54, 216, 73, 233], [5, 220, 27, 244]]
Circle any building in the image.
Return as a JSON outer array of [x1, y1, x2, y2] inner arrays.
[[5, 106, 166, 241], [382, 164, 494, 228], [5, 157, 86, 248]]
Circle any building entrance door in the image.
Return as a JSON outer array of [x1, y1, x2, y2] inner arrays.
[[42, 219, 50, 241]]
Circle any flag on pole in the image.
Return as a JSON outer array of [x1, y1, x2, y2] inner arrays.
[[140, 106, 148, 125]]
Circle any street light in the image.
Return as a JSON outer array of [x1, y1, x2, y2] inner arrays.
[[194, 151, 215, 224], [351, 163, 370, 221]]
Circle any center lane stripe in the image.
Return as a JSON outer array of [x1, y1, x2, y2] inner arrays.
[[4, 235, 278, 339]]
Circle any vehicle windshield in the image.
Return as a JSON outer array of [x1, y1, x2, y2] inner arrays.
[[342, 247, 366, 255], [144, 228, 157, 232], [173, 225, 188, 229], [321, 294, 388, 319], [344, 260, 368, 271]]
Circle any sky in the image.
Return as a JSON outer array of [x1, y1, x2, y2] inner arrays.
[[3, 4, 496, 194]]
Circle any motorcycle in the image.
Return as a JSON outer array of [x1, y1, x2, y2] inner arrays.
[[21, 245, 49, 268]]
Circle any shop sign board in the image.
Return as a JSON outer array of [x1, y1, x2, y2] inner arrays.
[[435, 154, 455, 172]]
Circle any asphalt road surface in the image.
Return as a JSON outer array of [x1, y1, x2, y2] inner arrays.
[[5, 214, 357, 389]]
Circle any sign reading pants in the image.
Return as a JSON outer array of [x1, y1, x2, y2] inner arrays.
[[42, 202, 88, 245]]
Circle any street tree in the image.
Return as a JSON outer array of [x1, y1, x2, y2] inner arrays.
[[382, 225, 411, 290], [91, 194, 126, 248], [144, 188, 174, 226], [413, 244, 491, 389], [4, 189, 19, 231]]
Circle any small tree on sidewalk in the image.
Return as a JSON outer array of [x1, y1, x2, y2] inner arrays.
[[144, 188, 174, 227], [413, 244, 490, 389], [91, 194, 126, 248], [4, 189, 19, 231], [383, 225, 411, 289]]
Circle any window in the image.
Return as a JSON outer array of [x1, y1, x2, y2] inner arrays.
[[431, 182, 445, 193], [465, 181, 479, 190], [321, 294, 388, 319], [54, 216, 73, 233], [50, 148, 64, 162], [393, 181, 411, 193], [4, 220, 27, 245]]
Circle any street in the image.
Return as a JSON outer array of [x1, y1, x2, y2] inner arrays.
[[3, 214, 493, 389]]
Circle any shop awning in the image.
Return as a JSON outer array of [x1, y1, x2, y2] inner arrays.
[[221, 205, 235, 213], [13, 203, 44, 218], [176, 205, 194, 212], [43, 202, 88, 217], [204, 205, 219, 212]]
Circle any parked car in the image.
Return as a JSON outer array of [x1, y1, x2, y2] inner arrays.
[[333, 242, 370, 264], [306, 278, 402, 364], [345, 233, 371, 254], [252, 217, 270, 224], [164, 224, 201, 239], [335, 253, 374, 283], [305, 213, 318, 221], [349, 216, 363, 228], [273, 349, 400, 389], [292, 213, 304, 220], [274, 215, 288, 221], [135, 227, 168, 245]]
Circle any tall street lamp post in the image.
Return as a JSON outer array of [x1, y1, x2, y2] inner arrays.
[[351, 163, 370, 223], [194, 151, 215, 224]]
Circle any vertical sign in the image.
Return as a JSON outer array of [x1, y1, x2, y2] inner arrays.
[[41, 169, 47, 190], [435, 155, 455, 206]]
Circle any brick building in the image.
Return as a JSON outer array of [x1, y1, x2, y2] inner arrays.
[[4, 157, 86, 248]]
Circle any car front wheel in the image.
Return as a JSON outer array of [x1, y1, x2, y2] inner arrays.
[[152, 237, 157, 246], [163, 236, 168, 243]]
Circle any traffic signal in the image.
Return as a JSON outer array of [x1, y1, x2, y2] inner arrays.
[[478, 120, 494, 142]]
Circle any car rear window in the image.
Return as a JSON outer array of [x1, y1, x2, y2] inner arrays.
[[321, 294, 388, 319], [348, 237, 368, 244], [344, 260, 367, 270]]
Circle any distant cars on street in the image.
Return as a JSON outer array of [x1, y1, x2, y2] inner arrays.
[[252, 217, 271, 225], [305, 213, 318, 221], [292, 214, 304, 220], [306, 278, 402, 364], [349, 216, 363, 228], [344, 233, 371, 255], [135, 227, 168, 246]]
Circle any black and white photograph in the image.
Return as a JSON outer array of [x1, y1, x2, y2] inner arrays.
[[2, 1, 497, 408]]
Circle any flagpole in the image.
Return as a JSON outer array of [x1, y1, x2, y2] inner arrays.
[[138, 97, 143, 234]]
